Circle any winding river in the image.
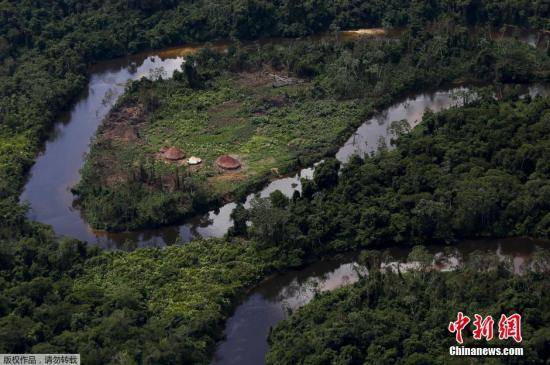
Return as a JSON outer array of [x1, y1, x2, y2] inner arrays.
[[16, 27, 550, 364], [20, 27, 547, 248], [20, 29, 392, 249], [211, 237, 545, 365]]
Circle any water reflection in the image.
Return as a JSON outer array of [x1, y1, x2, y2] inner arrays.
[[22, 30, 394, 248], [19, 27, 549, 249], [336, 88, 468, 162], [20, 55, 187, 248], [211, 237, 548, 365], [162, 88, 472, 246]]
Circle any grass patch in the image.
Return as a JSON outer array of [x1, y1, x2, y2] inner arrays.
[[74, 70, 363, 231]]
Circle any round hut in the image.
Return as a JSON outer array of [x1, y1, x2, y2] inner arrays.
[[163, 147, 185, 161], [216, 155, 241, 170]]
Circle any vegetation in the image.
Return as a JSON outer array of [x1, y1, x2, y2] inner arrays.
[[2, 0, 548, 231], [75, 25, 549, 231], [266, 248, 550, 365], [1, 2, 550, 364], [0, 224, 285, 364], [239, 95, 550, 259], [73, 66, 361, 231]]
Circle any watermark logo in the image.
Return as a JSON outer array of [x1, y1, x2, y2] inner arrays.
[[448, 311, 470, 344], [498, 313, 522, 343], [472, 314, 494, 341], [448, 313, 523, 356], [0, 354, 80, 365]]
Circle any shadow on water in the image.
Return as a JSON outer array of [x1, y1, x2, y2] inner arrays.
[[211, 237, 548, 365], [16, 25, 550, 364], [19, 27, 549, 249], [16, 28, 399, 248]]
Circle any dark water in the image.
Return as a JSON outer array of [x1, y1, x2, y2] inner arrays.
[[16, 26, 550, 364], [211, 237, 547, 365], [19, 53, 192, 248], [19, 29, 548, 249], [19, 82, 474, 248], [17, 29, 392, 249]]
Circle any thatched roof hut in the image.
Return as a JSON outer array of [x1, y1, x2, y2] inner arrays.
[[163, 147, 185, 161], [216, 155, 241, 170]]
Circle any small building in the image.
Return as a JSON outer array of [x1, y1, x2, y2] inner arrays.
[[216, 155, 241, 170], [188, 156, 202, 165], [163, 147, 185, 161]]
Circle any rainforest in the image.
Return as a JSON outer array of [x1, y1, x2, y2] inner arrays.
[[1, 1, 550, 365]]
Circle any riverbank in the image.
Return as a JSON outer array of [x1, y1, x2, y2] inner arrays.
[[209, 92, 550, 364], [4, 5, 550, 365], [19, 27, 399, 245], [214, 237, 548, 365], [71, 28, 550, 233], [265, 245, 550, 365], [32, 86, 471, 248], [72, 68, 361, 231], [8, 70, 550, 365]]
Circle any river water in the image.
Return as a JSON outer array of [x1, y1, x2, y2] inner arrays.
[[16, 71, 477, 248], [19, 29, 391, 248], [19, 28, 548, 249], [211, 237, 546, 365], [16, 26, 550, 365]]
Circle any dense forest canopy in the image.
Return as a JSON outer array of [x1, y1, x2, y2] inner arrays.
[[266, 249, 550, 365], [74, 26, 549, 231], [3, 93, 550, 363], [1, 2, 550, 364], [2, 1, 548, 60], [0, 229, 277, 364], [237, 95, 550, 258], [1, 0, 549, 231]]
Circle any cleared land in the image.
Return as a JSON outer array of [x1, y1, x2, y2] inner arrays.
[[74, 67, 361, 231]]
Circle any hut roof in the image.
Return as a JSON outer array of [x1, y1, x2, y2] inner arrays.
[[216, 155, 241, 170], [163, 147, 185, 160]]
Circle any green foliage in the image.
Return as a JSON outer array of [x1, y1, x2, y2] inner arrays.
[[1, 3, 549, 364], [0, 229, 283, 364], [266, 251, 550, 364], [73, 68, 362, 231], [228, 203, 249, 236], [75, 25, 549, 231], [1, 0, 548, 236], [314, 158, 341, 189], [248, 196, 293, 246], [246, 96, 550, 255]]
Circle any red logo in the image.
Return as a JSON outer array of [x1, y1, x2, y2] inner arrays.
[[448, 312, 470, 344], [498, 314, 522, 343], [448, 313, 522, 343], [472, 315, 494, 341]]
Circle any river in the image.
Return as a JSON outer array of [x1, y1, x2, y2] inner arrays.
[[19, 29, 390, 248], [211, 237, 546, 365], [17, 26, 550, 365], [19, 28, 548, 249]]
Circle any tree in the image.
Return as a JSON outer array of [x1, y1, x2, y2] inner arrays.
[[313, 158, 340, 190], [229, 203, 249, 236], [270, 190, 289, 209], [248, 196, 291, 245]]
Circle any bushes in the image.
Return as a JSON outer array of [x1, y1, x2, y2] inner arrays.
[[0, 231, 280, 364], [266, 251, 550, 365], [243, 96, 550, 255], [2, 1, 548, 235], [0, 3, 549, 364], [75, 25, 549, 231]]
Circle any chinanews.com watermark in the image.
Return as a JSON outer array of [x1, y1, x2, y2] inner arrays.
[[448, 312, 524, 356], [450, 346, 523, 356]]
